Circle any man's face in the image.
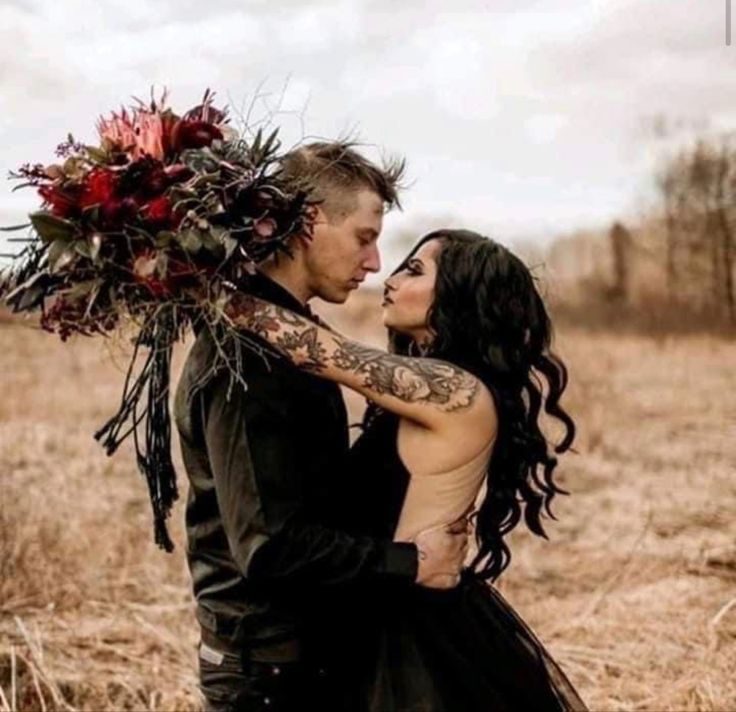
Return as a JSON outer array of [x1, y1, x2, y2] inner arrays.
[[302, 188, 384, 303]]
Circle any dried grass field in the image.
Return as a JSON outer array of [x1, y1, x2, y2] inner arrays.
[[1, 294, 735, 711]]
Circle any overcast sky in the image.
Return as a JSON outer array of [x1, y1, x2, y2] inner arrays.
[[1, 0, 733, 276]]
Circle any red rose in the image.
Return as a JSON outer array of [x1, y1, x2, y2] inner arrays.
[[171, 120, 223, 151], [79, 169, 117, 209], [145, 196, 172, 224]]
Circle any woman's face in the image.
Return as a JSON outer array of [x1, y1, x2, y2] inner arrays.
[[381, 238, 442, 342]]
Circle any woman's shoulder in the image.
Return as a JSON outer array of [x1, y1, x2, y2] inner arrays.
[[438, 372, 498, 440], [397, 380, 496, 471]]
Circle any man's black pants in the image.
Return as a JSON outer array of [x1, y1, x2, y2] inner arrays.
[[198, 635, 352, 711]]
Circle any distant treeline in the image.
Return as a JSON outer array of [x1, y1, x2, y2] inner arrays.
[[540, 133, 736, 334]]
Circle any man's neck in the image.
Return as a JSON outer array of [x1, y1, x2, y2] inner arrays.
[[258, 261, 313, 306]]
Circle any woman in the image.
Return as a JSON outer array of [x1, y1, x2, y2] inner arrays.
[[226, 229, 587, 711]]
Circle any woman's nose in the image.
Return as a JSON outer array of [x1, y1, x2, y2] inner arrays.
[[384, 276, 397, 292]]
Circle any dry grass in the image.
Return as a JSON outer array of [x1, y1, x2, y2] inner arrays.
[[1, 293, 735, 711]]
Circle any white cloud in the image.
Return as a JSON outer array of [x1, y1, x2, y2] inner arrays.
[[524, 114, 569, 144]]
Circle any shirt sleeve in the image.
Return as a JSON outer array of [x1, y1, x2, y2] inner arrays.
[[201, 368, 419, 590]]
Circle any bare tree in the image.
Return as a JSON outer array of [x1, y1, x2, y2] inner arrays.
[[655, 134, 736, 324], [609, 222, 632, 301]]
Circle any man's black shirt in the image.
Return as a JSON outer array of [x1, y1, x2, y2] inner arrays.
[[173, 274, 418, 652]]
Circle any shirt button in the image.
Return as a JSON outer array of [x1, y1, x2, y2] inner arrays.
[[271, 665, 281, 676], [263, 697, 272, 706]]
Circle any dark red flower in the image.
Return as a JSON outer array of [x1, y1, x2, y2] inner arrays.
[[140, 164, 168, 196], [118, 157, 165, 198], [79, 169, 117, 209], [100, 196, 139, 229], [171, 120, 223, 151], [38, 184, 77, 218], [144, 196, 172, 224]]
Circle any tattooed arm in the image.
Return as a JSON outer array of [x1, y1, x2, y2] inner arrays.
[[225, 293, 492, 430]]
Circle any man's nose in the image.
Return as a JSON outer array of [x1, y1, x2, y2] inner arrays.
[[362, 243, 381, 273]]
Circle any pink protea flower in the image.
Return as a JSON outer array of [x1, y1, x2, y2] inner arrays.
[[97, 108, 138, 154], [134, 111, 165, 161], [97, 108, 165, 161]]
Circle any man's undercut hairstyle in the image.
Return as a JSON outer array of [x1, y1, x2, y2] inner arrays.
[[279, 140, 406, 223]]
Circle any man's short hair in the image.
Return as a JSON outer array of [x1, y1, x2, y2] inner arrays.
[[279, 140, 406, 222]]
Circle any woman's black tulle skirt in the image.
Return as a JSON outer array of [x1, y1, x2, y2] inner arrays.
[[352, 573, 588, 712]]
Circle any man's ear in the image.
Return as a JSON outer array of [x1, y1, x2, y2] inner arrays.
[[296, 204, 329, 250], [308, 204, 329, 229], [305, 204, 321, 224]]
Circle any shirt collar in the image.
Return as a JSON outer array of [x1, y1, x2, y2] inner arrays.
[[247, 272, 314, 319]]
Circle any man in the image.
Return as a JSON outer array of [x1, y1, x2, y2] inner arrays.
[[174, 141, 467, 711]]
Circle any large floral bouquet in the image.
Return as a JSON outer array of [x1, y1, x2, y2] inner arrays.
[[0, 89, 315, 550]]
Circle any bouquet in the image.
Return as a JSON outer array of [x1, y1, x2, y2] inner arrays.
[[0, 89, 315, 550]]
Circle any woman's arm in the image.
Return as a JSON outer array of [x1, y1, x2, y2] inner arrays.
[[224, 292, 490, 431]]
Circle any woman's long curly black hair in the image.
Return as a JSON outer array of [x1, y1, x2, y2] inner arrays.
[[366, 229, 576, 582]]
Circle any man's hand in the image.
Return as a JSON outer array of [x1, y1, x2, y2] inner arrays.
[[414, 516, 469, 590]]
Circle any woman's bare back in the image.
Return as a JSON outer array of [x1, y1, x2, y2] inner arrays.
[[393, 417, 495, 543]]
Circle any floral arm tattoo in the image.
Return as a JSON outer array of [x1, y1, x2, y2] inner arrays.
[[225, 293, 480, 414]]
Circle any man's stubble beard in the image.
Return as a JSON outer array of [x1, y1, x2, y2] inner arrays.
[[311, 282, 354, 305]]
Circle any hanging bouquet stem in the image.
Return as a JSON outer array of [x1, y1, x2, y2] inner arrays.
[[0, 88, 316, 551]]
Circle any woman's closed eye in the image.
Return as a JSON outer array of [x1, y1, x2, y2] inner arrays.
[[404, 259, 423, 276]]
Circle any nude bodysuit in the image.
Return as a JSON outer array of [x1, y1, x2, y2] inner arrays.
[[393, 423, 495, 545]]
